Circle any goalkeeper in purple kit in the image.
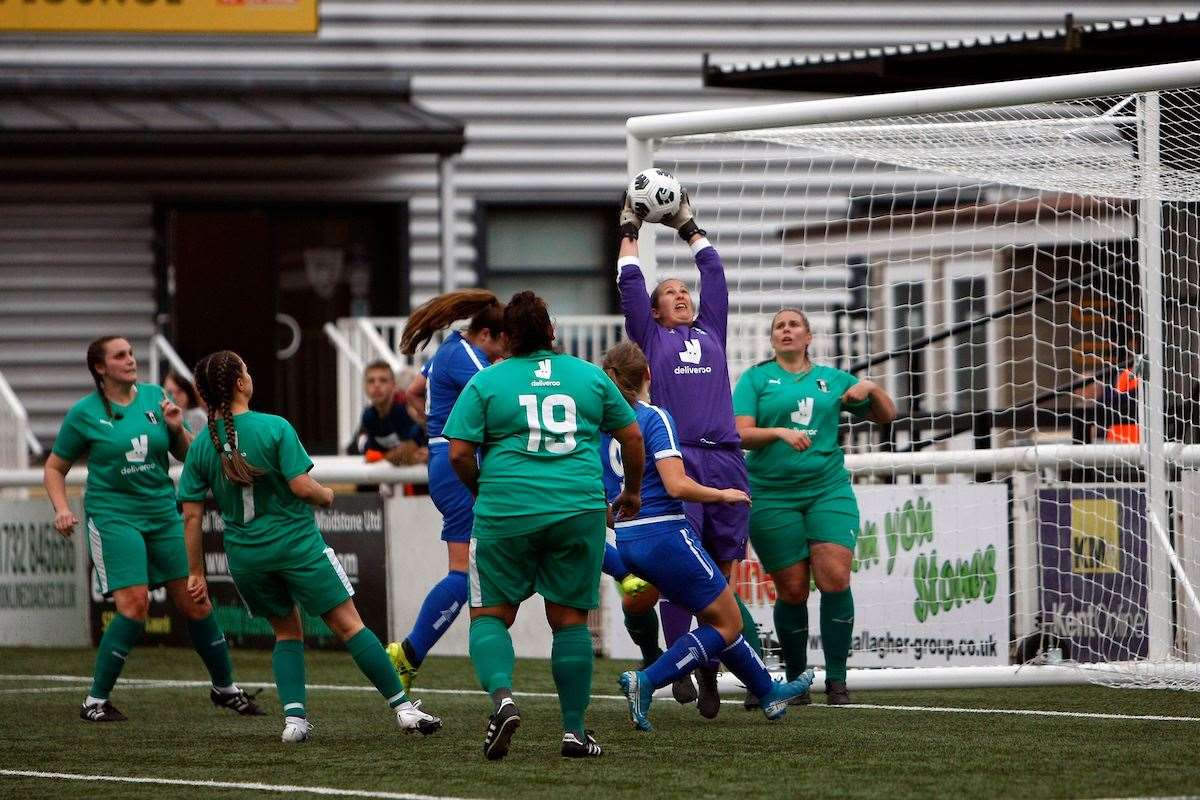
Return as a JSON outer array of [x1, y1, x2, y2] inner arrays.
[[615, 188, 762, 716]]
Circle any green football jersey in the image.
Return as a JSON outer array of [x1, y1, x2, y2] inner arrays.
[[52, 383, 178, 521], [442, 349, 636, 538], [732, 361, 869, 492], [178, 410, 323, 565]]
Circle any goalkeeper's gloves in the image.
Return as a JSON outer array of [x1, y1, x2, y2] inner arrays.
[[619, 192, 642, 241], [661, 189, 706, 242], [618, 573, 651, 597]]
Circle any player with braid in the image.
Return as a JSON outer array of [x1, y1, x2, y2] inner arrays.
[[600, 341, 815, 731], [387, 289, 649, 689], [617, 190, 764, 715], [179, 351, 441, 742], [44, 336, 262, 722], [734, 309, 896, 703]]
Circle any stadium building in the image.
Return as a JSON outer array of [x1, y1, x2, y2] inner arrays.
[[0, 1, 1192, 455]]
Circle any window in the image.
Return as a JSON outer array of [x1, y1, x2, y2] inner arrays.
[[945, 261, 993, 413], [480, 204, 617, 315], [887, 271, 929, 413]]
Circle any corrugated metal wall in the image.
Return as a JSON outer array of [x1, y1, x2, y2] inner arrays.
[[0, 1, 1191, 438]]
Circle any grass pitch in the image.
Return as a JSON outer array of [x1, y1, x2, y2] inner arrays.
[[1, 646, 1199, 800]]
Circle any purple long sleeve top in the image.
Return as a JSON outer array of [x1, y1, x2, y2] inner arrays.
[[617, 238, 741, 448]]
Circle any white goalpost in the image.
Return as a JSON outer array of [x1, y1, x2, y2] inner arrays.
[[625, 61, 1200, 691]]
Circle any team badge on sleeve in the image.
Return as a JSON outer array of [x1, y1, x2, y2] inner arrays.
[[145, 411, 159, 424]]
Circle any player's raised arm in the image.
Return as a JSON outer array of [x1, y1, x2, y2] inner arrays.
[[616, 193, 655, 346], [662, 191, 728, 344]]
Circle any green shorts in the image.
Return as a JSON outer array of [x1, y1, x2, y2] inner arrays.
[[468, 510, 607, 610], [748, 480, 860, 574], [228, 544, 354, 620], [85, 513, 188, 595]]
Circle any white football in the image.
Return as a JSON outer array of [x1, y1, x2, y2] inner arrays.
[[627, 168, 683, 223]]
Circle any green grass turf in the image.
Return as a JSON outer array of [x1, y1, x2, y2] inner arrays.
[[1, 647, 1199, 800]]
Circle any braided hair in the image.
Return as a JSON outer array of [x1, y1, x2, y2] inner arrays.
[[86, 336, 125, 420], [193, 350, 264, 487]]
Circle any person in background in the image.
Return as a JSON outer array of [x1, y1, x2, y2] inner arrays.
[[180, 350, 441, 743], [164, 371, 207, 436], [357, 360, 428, 466], [616, 189, 762, 717], [733, 309, 896, 705], [44, 336, 261, 722], [444, 291, 645, 760]]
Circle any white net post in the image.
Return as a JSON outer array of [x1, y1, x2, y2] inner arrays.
[[627, 62, 1200, 690], [1137, 91, 1173, 662]]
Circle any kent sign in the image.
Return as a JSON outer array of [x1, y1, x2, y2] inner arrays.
[[0, 0, 317, 34]]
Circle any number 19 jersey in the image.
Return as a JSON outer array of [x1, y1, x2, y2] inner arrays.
[[442, 349, 636, 538]]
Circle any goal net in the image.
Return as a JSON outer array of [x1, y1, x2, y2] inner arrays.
[[629, 64, 1200, 690]]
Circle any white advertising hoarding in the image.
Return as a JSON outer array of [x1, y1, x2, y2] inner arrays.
[[603, 483, 1010, 669], [0, 499, 89, 646]]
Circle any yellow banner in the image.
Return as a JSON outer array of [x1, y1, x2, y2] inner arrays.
[[0, 0, 317, 34]]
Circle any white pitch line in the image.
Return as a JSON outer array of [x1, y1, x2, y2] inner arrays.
[[2, 674, 1197, 723], [811, 702, 1200, 723], [0, 769, 483, 800]]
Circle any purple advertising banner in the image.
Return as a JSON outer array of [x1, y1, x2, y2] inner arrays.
[[1037, 488, 1148, 662]]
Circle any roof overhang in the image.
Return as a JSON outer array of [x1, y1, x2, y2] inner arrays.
[[705, 13, 1200, 94], [0, 68, 466, 158]]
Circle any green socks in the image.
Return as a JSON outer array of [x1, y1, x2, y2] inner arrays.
[[346, 628, 407, 708], [551, 624, 593, 737], [469, 615, 515, 695], [820, 588, 855, 682], [622, 607, 663, 666], [735, 593, 764, 657], [774, 600, 809, 681], [89, 613, 144, 700], [272, 639, 306, 718], [187, 613, 235, 689]]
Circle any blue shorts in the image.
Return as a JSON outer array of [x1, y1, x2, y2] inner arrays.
[[682, 445, 750, 563], [428, 443, 475, 543], [616, 520, 726, 614]]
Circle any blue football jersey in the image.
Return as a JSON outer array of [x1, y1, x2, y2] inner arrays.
[[600, 400, 686, 533], [423, 330, 491, 440]]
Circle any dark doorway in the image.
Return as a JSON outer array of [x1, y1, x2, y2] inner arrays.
[[163, 203, 407, 453]]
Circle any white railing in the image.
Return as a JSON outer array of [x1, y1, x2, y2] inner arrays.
[[329, 314, 777, 449], [148, 334, 193, 383], [0, 367, 41, 477]]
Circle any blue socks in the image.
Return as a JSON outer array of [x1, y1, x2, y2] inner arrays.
[[643, 624, 726, 689], [406, 570, 468, 663], [720, 634, 774, 698], [602, 542, 629, 579]]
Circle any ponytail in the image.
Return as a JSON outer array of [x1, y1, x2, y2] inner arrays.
[[86, 336, 123, 420], [602, 341, 647, 408], [400, 289, 504, 354], [503, 291, 554, 356], [194, 350, 265, 487]]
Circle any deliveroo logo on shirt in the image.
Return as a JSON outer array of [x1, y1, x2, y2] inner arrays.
[[675, 339, 712, 375], [791, 399, 814, 427], [532, 358, 560, 387], [125, 435, 149, 463]]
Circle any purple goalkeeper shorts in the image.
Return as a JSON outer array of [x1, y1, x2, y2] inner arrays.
[[681, 444, 750, 563]]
